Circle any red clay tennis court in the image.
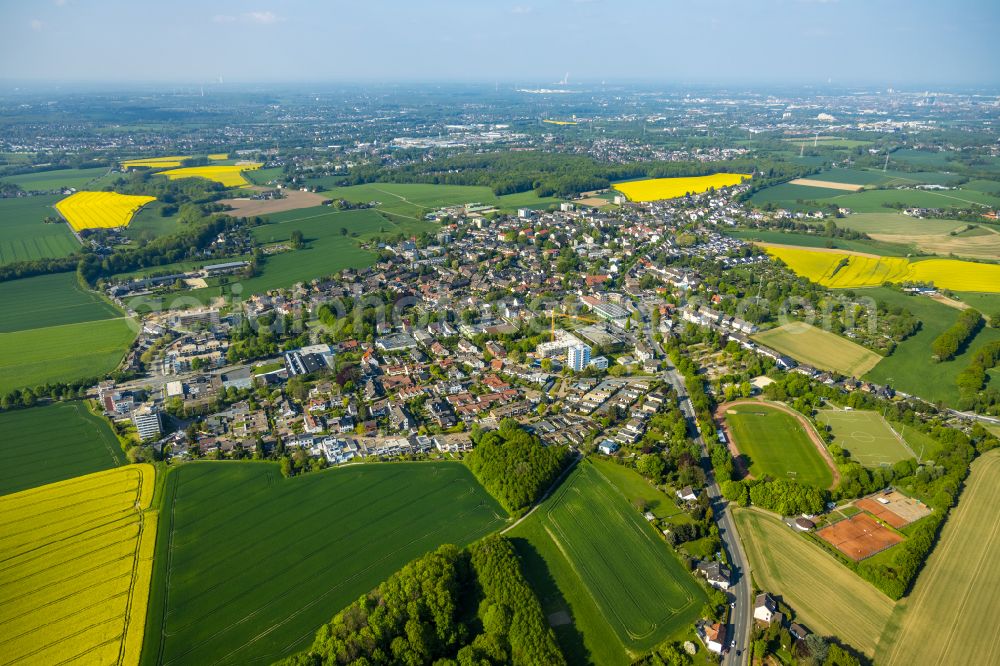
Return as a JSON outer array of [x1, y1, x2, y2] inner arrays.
[[855, 491, 931, 529], [817, 513, 903, 561]]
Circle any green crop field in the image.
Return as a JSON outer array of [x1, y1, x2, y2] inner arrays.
[[728, 229, 912, 256], [753, 322, 883, 377], [837, 212, 967, 236], [876, 450, 1000, 665], [0, 166, 113, 192], [0, 273, 135, 393], [0, 195, 80, 266], [749, 182, 848, 206], [244, 166, 285, 185], [508, 460, 706, 665], [723, 401, 834, 488], [141, 461, 506, 666], [589, 457, 687, 522], [124, 202, 185, 241], [0, 317, 137, 394], [864, 288, 1000, 406], [0, 402, 124, 496], [317, 182, 561, 220], [817, 409, 916, 468], [829, 187, 1000, 213], [0, 464, 156, 666], [734, 508, 895, 657], [0, 272, 122, 333], [801, 168, 887, 185], [784, 138, 873, 149]]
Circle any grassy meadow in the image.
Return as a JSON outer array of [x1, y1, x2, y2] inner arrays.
[[0, 166, 113, 192], [0, 195, 80, 266], [723, 401, 834, 488], [864, 288, 1000, 405], [508, 459, 707, 664], [142, 461, 506, 666], [875, 450, 1000, 665], [0, 464, 156, 665], [0, 273, 135, 393], [0, 402, 124, 496], [730, 228, 913, 256], [0, 317, 137, 394], [734, 508, 895, 658], [0, 272, 123, 333], [318, 182, 562, 220], [753, 322, 883, 377]]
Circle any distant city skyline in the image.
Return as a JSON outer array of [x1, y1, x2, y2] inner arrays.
[[1, 0, 998, 86]]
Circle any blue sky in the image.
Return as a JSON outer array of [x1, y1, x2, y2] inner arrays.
[[1, 0, 997, 86]]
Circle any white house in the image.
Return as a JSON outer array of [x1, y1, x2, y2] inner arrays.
[[698, 621, 727, 654], [754, 593, 778, 624]]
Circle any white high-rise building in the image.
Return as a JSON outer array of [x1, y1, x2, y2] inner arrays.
[[568, 344, 591, 372], [132, 405, 162, 441]]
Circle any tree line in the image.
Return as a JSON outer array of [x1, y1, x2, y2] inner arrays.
[[277, 536, 564, 666], [466, 419, 569, 515], [931, 308, 982, 361]]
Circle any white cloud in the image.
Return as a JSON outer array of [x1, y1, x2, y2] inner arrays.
[[213, 11, 281, 25], [53, 0, 67, 6], [30, 18, 43, 31], [511, 5, 533, 14], [245, 11, 280, 24]]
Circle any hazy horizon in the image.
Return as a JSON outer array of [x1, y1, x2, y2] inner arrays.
[[1, 0, 998, 88]]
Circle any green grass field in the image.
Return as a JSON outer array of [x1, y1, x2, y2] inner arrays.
[[734, 508, 895, 657], [784, 138, 873, 149], [141, 461, 506, 666], [508, 460, 706, 664], [124, 202, 185, 241], [0, 317, 136, 394], [864, 288, 1000, 406], [0, 402, 124, 496], [724, 402, 834, 488], [753, 322, 883, 377], [875, 450, 1000, 665], [817, 409, 916, 468], [837, 212, 967, 236], [0, 272, 122, 333], [317, 182, 561, 220], [728, 229, 912, 256], [0, 195, 80, 266], [244, 167, 285, 186], [0, 166, 113, 192], [749, 167, 1000, 212], [589, 457, 687, 522]]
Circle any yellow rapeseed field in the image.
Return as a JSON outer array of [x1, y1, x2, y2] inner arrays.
[[615, 173, 751, 202], [121, 155, 190, 168], [158, 162, 263, 187], [0, 464, 156, 666], [207, 153, 229, 160], [56, 191, 156, 232], [542, 119, 578, 125], [765, 245, 1000, 293]]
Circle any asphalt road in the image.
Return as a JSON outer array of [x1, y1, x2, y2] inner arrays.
[[663, 358, 751, 666]]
